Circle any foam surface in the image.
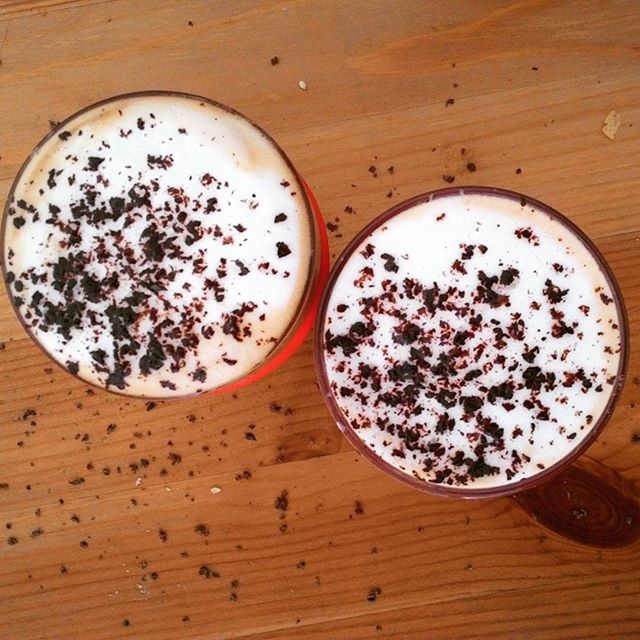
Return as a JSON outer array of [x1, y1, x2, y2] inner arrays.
[[322, 192, 621, 489], [4, 94, 313, 396]]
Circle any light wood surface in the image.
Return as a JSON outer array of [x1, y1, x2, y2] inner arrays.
[[1, 1, 639, 639]]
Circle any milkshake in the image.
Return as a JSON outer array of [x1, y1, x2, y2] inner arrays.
[[317, 189, 625, 495], [3, 92, 323, 397]]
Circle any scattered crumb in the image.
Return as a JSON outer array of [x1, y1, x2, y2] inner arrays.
[[210, 486, 222, 494], [270, 56, 280, 66], [274, 490, 289, 512], [466, 162, 477, 172], [602, 111, 621, 140], [515, 167, 522, 174], [298, 80, 307, 91], [442, 174, 455, 184], [199, 564, 220, 578], [445, 98, 455, 107], [367, 586, 382, 603]]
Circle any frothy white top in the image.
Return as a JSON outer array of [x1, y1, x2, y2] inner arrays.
[[4, 94, 313, 397], [321, 192, 621, 490]]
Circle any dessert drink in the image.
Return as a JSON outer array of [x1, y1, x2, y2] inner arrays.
[[317, 189, 625, 494], [3, 92, 321, 397]]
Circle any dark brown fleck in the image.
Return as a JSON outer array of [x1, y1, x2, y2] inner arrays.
[[274, 490, 289, 512], [199, 564, 220, 578], [367, 587, 382, 603]]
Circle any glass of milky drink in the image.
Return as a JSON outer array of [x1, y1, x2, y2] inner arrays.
[[2, 91, 328, 398], [316, 187, 629, 504]]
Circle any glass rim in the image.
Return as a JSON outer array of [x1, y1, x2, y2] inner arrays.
[[314, 186, 630, 499], [1, 90, 322, 399]]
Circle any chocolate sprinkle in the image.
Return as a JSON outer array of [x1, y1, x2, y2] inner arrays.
[[276, 242, 291, 258]]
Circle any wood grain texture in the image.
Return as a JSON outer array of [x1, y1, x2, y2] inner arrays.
[[1, 1, 639, 638]]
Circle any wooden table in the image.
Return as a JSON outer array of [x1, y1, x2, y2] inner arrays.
[[1, 1, 639, 638]]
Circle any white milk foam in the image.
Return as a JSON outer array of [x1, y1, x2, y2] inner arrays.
[[4, 94, 313, 397], [322, 192, 621, 489]]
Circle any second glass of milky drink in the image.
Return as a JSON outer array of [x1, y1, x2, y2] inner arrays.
[[2, 92, 328, 398], [316, 188, 628, 498]]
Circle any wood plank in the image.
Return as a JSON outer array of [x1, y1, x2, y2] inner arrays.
[[243, 580, 640, 640], [0, 1, 639, 639], [2, 452, 639, 640], [0, 0, 115, 19]]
